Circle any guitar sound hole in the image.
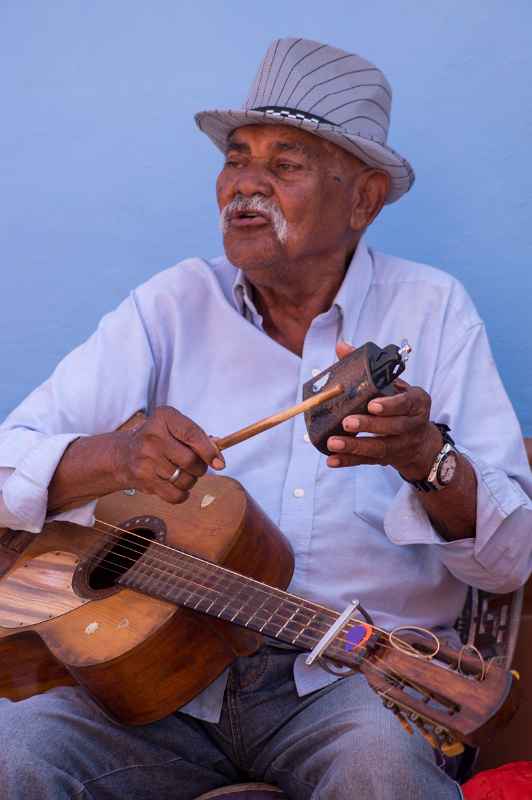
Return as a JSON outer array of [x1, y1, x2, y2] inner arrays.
[[88, 528, 155, 591]]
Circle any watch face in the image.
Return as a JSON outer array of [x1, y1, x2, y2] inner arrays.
[[438, 451, 458, 485]]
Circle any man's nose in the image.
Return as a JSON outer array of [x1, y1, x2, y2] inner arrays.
[[232, 162, 273, 197]]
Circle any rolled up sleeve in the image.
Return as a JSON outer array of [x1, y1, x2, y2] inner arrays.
[[0, 291, 156, 532], [384, 317, 532, 593], [384, 457, 532, 593], [0, 434, 94, 532]]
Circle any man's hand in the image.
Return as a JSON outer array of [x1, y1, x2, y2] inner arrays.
[[326, 341, 442, 478], [113, 407, 225, 504], [328, 342, 477, 541], [48, 407, 225, 514]]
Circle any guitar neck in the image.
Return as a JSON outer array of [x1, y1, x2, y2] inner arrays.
[[118, 543, 374, 670]]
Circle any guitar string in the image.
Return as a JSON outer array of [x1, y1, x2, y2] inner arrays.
[[88, 518, 440, 658], [85, 531, 377, 656], [75, 547, 446, 710], [84, 519, 482, 687], [100, 521, 487, 694], [483, 655, 506, 679], [456, 643, 487, 680], [32, 504, 481, 731], [75, 548, 466, 724], [65, 510, 487, 691], [69, 522, 482, 722], [88, 517, 483, 675], [91, 517, 448, 658]]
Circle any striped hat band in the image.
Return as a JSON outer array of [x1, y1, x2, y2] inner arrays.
[[195, 37, 415, 204]]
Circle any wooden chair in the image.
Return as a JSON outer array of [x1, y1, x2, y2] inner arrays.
[[194, 438, 532, 798], [474, 436, 532, 770], [195, 786, 287, 799]]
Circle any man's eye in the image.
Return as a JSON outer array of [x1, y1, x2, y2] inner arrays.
[[224, 157, 243, 168], [277, 162, 301, 171]]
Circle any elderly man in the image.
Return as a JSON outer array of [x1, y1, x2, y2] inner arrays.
[[0, 38, 531, 800]]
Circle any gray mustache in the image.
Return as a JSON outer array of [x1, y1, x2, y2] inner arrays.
[[220, 195, 288, 243]]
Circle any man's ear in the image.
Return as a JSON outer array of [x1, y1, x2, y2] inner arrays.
[[350, 169, 390, 232]]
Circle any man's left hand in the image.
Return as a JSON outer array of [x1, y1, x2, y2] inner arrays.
[[326, 341, 442, 479]]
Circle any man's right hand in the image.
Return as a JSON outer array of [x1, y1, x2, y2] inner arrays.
[[114, 406, 225, 504], [48, 407, 225, 515]]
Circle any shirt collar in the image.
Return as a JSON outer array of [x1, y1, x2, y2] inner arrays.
[[230, 236, 373, 338], [232, 269, 257, 319], [232, 269, 265, 329]]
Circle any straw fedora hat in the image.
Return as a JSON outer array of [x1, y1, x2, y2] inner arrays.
[[195, 37, 415, 204]]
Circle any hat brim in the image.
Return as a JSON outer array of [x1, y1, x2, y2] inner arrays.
[[195, 108, 414, 204]]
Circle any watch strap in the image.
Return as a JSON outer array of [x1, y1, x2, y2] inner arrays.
[[401, 423, 456, 492]]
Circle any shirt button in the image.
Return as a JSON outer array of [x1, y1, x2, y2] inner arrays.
[[293, 488, 305, 498], [311, 368, 321, 377], [303, 432, 310, 443]]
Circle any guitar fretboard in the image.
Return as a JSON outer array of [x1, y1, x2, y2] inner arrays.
[[118, 541, 375, 669]]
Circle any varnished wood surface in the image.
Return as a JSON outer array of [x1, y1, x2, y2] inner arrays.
[[476, 574, 532, 767], [0, 632, 76, 701], [0, 475, 294, 724], [362, 637, 515, 747], [72, 479, 293, 724], [0, 433, 529, 738], [214, 383, 343, 450], [0, 520, 179, 666], [0, 530, 36, 578], [0, 551, 88, 627], [95, 473, 250, 564]]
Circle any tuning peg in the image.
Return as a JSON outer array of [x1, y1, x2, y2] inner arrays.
[[430, 725, 465, 757], [381, 699, 414, 736], [440, 740, 465, 757], [409, 717, 440, 750], [394, 711, 414, 736]]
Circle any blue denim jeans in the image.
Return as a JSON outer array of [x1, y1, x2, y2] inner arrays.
[[0, 645, 462, 799]]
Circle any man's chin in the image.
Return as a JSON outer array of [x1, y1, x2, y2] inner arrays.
[[223, 234, 283, 271]]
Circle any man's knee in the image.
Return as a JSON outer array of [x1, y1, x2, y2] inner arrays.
[[317, 719, 459, 800], [0, 689, 90, 796], [0, 698, 51, 797], [271, 706, 459, 800], [0, 695, 52, 763]]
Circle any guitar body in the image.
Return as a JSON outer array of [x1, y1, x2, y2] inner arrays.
[[0, 476, 294, 724], [0, 473, 519, 750]]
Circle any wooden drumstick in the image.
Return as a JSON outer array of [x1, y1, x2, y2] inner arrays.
[[214, 384, 344, 451]]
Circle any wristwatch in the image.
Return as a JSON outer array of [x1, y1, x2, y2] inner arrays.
[[405, 423, 458, 492]]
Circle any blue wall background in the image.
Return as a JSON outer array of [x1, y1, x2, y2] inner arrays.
[[1, 1, 531, 434]]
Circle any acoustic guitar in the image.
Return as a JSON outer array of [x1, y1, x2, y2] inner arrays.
[[0, 475, 518, 755]]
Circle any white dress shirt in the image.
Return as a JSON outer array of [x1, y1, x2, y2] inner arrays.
[[1, 239, 531, 721]]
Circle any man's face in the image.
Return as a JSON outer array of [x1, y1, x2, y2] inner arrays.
[[216, 124, 364, 276]]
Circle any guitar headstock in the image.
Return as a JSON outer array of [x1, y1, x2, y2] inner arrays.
[[359, 633, 520, 753]]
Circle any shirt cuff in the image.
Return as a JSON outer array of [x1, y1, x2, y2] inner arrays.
[[1, 432, 93, 532], [383, 448, 531, 586]]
